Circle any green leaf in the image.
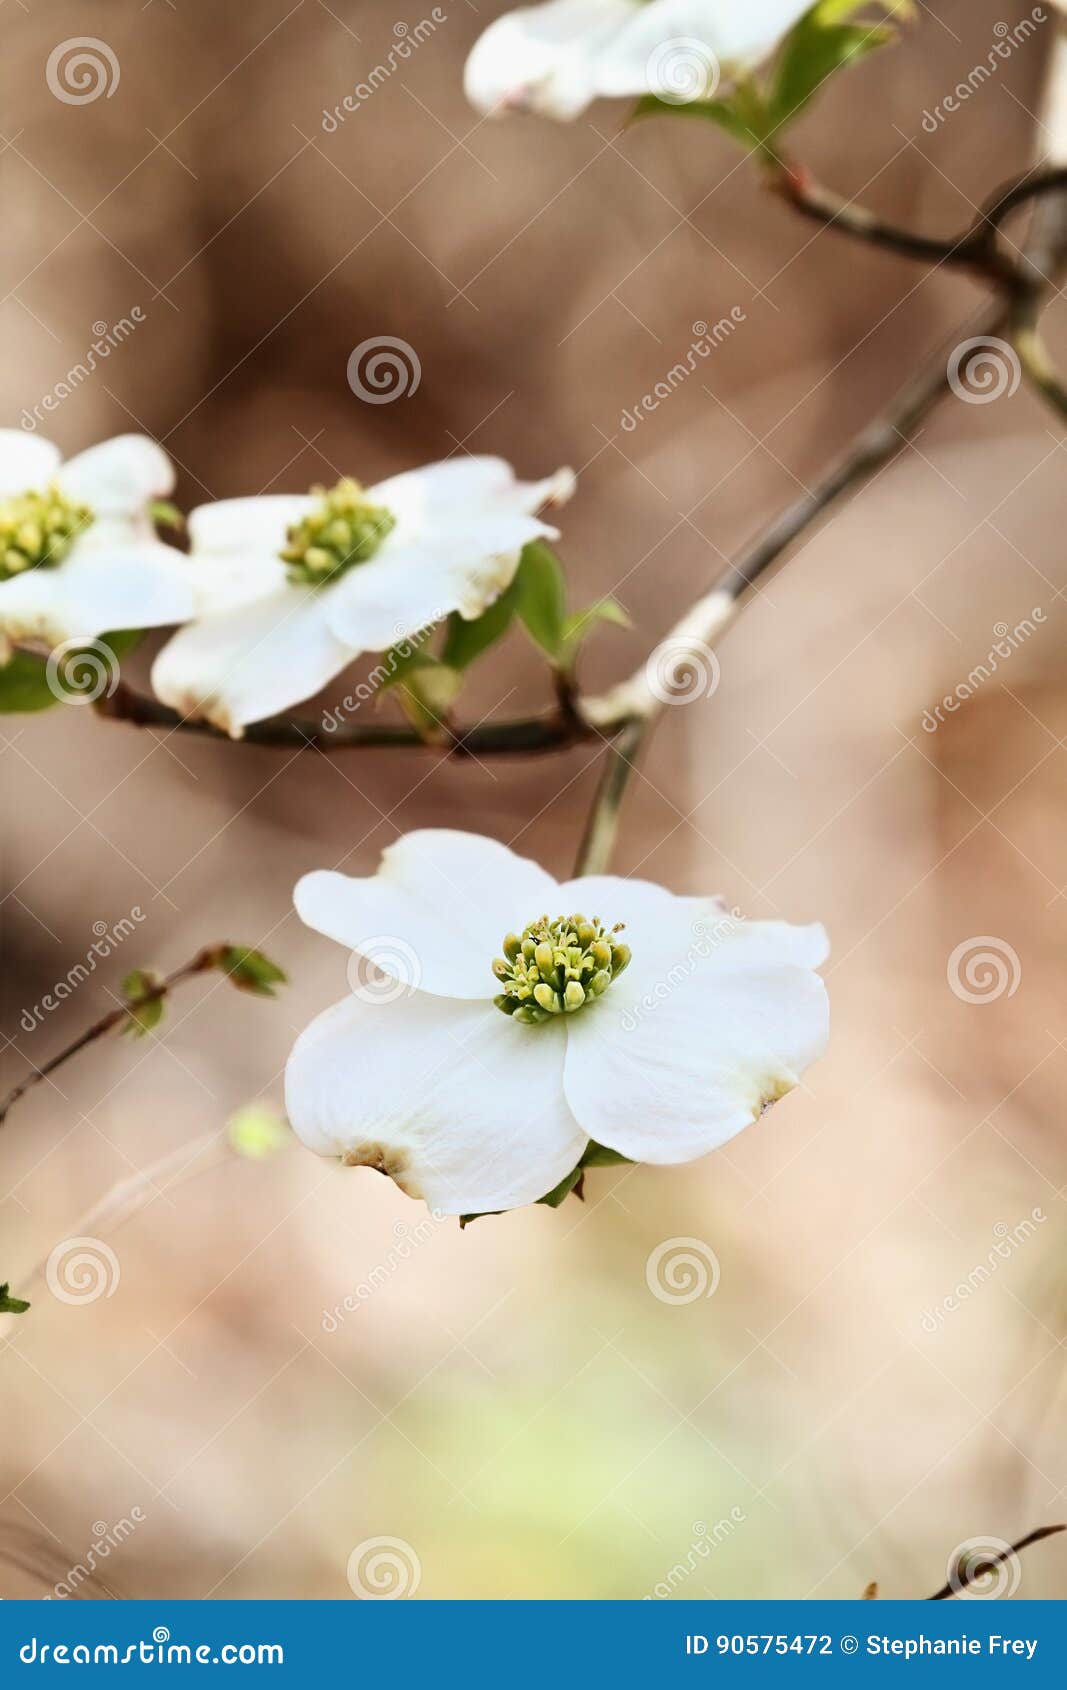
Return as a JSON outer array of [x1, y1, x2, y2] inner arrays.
[[0, 649, 59, 714], [121, 968, 165, 1036], [0, 1283, 30, 1315], [632, 92, 767, 151], [769, 4, 903, 128], [150, 500, 185, 532], [96, 628, 143, 662], [392, 655, 464, 738], [560, 598, 631, 670], [580, 1141, 633, 1168], [441, 581, 519, 671], [217, 947, 287, 997], [538, 1165, 584, 1209], [514, 541, 568, 660]]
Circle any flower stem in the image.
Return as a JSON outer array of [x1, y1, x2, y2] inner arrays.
[[572, 718, 651, 877], [0, 947, 223, 1130]]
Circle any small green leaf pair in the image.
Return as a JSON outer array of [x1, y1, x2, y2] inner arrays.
[[121, 946, 286, 1038], [634, 2, 911, 158], [379, 540, 629, 735]]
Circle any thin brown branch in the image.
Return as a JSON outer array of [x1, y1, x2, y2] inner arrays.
[[773, 160, 1067, 292], [96, 680, 599, 757], [927, 1525, 1066, 1600], [0, 947, 224, 1129]]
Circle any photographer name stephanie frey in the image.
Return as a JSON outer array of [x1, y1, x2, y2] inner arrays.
[[684, 1634, 1038, 1658]]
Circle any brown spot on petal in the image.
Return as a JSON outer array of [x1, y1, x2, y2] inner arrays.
[[756, 1073, 797, 1117], [341, 1142, 422, 1200]]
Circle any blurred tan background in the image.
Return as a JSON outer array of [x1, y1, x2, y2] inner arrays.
[[3, 0, 1067, 1599]]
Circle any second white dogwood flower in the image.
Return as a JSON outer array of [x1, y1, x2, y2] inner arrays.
[[285, 830, 829, 1217], [151, 456, 574, 736]]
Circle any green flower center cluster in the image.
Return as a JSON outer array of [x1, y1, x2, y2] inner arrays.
[[0, 485, 93, 581], [493, 915, 631, 1024], [281, 478, 396, 587]]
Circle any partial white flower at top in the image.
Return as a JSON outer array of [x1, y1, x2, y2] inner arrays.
[[0, 432, 193, 654], [464, 0, 812, 119], [151, 456, 575, 738], [285, 830, 829, 1217]]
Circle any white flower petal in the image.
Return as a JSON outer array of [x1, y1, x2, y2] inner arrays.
[[294, 830, 561, 1000], [464, 0, 636, 118], [0, 431, 62, 495], [563, 918, 829, 1163], [0, 544, 195, 647], [151, 588, 353, 736], [323, 515, 559, 650], [57, 435, 174, 515], [368, 457, 574, 525], [187, 495, 314, 557], [285, 991, 586, 1215], [179, 552, 290, 618]]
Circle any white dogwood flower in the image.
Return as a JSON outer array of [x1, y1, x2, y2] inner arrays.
[[464, 0, 812, 119], [286, 830, 829, 1216], [151, 457, 574, 737], [0, 431, 192, 653]]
